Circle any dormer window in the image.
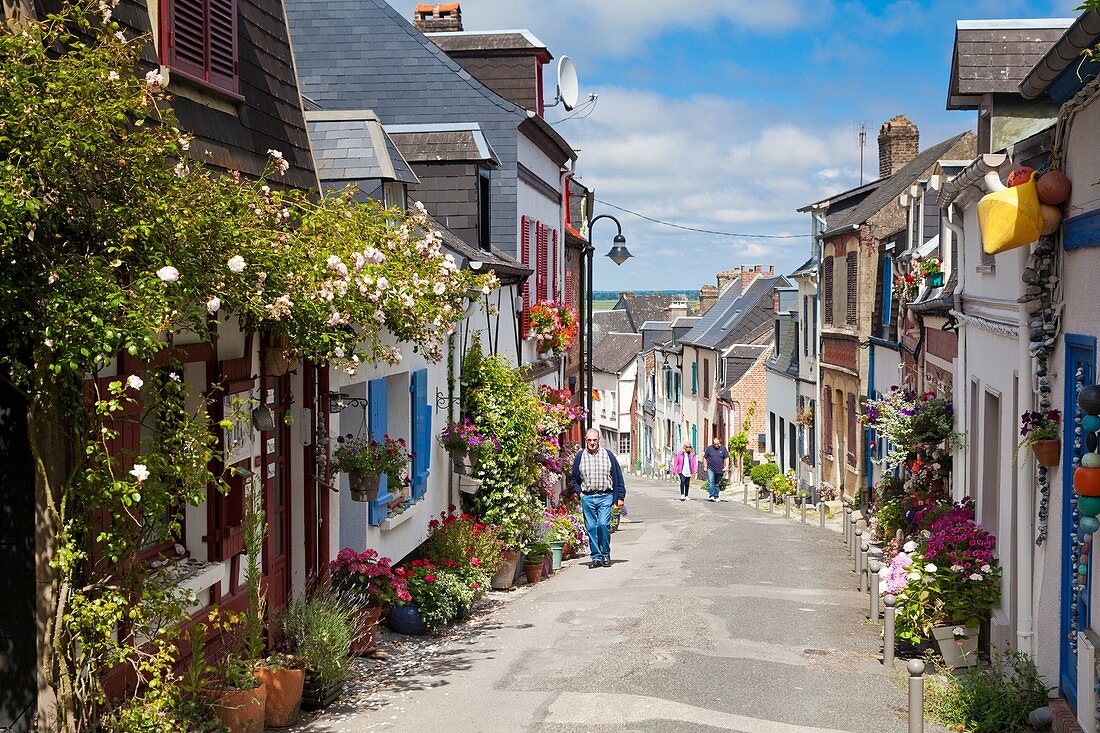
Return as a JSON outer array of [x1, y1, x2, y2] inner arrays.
[[160, 0, 240, 98]]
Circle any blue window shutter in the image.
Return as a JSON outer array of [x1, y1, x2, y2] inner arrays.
[[368, 378, 390, 526], [691, 424, 697, 453], [882, 255, 893, 325], [691, 363, 697, 394], [410, 369, 431, 500]]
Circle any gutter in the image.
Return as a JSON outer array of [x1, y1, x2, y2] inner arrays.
[[1019, 10, 1100, 99]]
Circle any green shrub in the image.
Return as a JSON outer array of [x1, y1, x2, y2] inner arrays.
[[925, 651, 1050, 733], [768, 471, 795, 496], [749, 462, 780, 488], [280, 585, 361, 689]]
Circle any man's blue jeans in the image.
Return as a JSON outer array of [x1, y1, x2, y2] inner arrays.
[[580, 491, 613, 562], [707, 469, 721, 499]]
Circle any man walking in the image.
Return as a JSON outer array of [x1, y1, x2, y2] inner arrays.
[[703, 436, 730, 502], [571, 428, 626, 568]]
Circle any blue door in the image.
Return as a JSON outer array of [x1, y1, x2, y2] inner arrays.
[[1062, 334, 1097, 706]]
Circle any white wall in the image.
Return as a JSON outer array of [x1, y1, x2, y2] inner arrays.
[[765, 369, 798, 473]]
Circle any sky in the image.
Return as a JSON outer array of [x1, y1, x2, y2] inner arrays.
[[387, 0, 1081, 291]]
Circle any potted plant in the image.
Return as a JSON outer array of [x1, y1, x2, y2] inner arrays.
[[280, 585, 361, 711], [795, 407, 814, 428], [254, 653, 305, 728], [395, 559, 470, 632], [523, 542, 549, 584], [526, 301, 579, 355], [439, 418, 499, 475], [914, 255, 944, 288], [610, 504, 626, 532], [186, 612, 266, 733], [1018, 409, 1061, 468], [330, 546, 412, 655], [331, 432, 410, 501], [890, 499, 1001, 668]]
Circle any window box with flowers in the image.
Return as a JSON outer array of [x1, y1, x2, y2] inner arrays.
[[527, 301, 579, 355], [1017, 409, 1061, 468], [914, 255, 944, 288], [331, 434, 410, 502], [439, 419, 500, 475]]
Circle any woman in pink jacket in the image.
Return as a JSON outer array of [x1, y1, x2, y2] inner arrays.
[[672, 442, 697, 501]]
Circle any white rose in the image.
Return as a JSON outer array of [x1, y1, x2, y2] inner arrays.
[[903, 541, 917, 553], [227, 255, 246, 272], [130, 464, 150, 482], [125, 375, 144, 391], [206, 297, 221, 315], [156, 265, 180, 282]]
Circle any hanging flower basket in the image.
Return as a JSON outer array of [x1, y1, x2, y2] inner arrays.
[[349, 472, 381, 502], [451, 451, 475, 475], [1033, 439, 1060, 468]]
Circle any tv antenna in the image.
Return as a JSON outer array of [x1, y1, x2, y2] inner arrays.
[[859, 122, 867, 185], [548, 55, 580, 111]]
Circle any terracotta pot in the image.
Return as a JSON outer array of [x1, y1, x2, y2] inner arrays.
[[491, 549, 520, 590], [523, 561, 543, 584], [349, 472, 381, 502], [1032, 439, 1060, 468], [254, 667, 304, 727], [542, 553, 553, 577], [350, 605, 382, 655], [204, 685, 267, 733], [1075, 466, 1100, 497]]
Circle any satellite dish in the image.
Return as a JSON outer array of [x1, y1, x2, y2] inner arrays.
[[556, 56, 580, 111]]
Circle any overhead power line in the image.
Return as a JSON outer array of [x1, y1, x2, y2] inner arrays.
[[594, 198, 811, 239]]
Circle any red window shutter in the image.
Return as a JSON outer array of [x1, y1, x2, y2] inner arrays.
[[551, 229, 559, 301], [565, 267, 575, 309], [846, 251, 857, 325], [823, 257, 834, 324], [163, 0, 239, 95], [521, 216, 532, 338], [536, 222, 548, 303]]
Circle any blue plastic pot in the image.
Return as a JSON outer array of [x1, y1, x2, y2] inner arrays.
[[389, 604, 428, 635]]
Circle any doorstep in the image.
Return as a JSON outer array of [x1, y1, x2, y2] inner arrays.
[[1052, 698, 1085, 733]]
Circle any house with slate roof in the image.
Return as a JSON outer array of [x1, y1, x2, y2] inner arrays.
[[591, 332, 643, 466], [800, 116, 975, 507], [676, 272, 786, 474], [633, 320, 674, 475], [765, 282, 803, 479], [284, 0, 578, 377], [934, 13, 1099, 724]]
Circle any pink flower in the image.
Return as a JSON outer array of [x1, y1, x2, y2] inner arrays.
[[424, 574, 436, 583]]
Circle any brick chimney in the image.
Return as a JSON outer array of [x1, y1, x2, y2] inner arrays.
[[878, 115, 919, 179], [413, 3, 463, 33], [697, 285, 719, 315]]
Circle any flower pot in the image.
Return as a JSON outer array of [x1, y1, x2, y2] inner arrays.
[[562, 541, 574, 560], [350, 605, 382, 656], [451, 452, 475, 475], [491, 549, 520, 590], [349, 472, 381, 502], [389, 604, 428, 635], [927, 271, 944, 288], [931, 624, 980, 669], [264, 343, 300, 377], [254, 667, 304, 727], [458, 475, 482, 494], [1033, 439, 1060, 468], [299, 672, 342, 712], [523, 561, 544, 584], [549, 541, 564, 570], [204, 685, 267, 733], [542, 553, 553, 577]]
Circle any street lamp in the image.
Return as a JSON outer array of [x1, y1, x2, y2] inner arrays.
[[584, 214, 631, 429]]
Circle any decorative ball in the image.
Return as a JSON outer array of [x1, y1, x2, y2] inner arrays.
[[1084, 416, 1100, 433], [1078, 496, 1100, 517], [1083, 452, 1100, 469], [1078, 385, 1100, 416], [1075, 467, 1100, 497], [1041, 204, 1063, 235], [1007, 166, 1035, 187], [1082, 516, 1100, 534], [1080, 563, 1091, 575], [1036, 170, 1072, 205]]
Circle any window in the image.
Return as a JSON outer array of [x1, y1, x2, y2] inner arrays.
[[846, 251, 857, 325], [822, 388, 833, 455], [619, 432, 631, 454], [803, 296, 809, 356], [383, 181, 406, 211], [769, 411, 776, 455], [823, 257, 834, 324], [160, 0, 240, 97], [477, 170, 491, 251], [789, 422, 797, 472], [812, 295, 818, 353]]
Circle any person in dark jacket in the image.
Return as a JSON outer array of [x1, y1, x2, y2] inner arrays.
[[571, 428, 626, 568]]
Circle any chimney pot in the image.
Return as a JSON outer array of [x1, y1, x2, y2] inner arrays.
[[413, 3, 463, 33]]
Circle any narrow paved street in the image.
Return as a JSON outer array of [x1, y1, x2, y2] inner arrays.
[[300, 475, 944, 732]]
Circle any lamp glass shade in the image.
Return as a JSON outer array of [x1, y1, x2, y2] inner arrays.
[[606, 236, 632, 265]]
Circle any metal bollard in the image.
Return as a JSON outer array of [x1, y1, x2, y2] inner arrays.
[[868, 558, 881, 619], [853, 528, 863, 573], [743, 483, 748, 504], [818, 502, 826, 529], [754, 489, 759, 510], [767, 493, 773, 513], [801, 497, 807, 524], [907, 659, 925, 733], [883, 594, 896, 666], [784, 495, 792, 518], [844, 506, 852, 548], [859, 540, 869, 593]]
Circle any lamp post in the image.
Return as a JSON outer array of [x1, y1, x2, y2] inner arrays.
[[583, 214, 631, 429]]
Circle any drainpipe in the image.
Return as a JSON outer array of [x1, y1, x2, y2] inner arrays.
[[943, 205, 966, 503]]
